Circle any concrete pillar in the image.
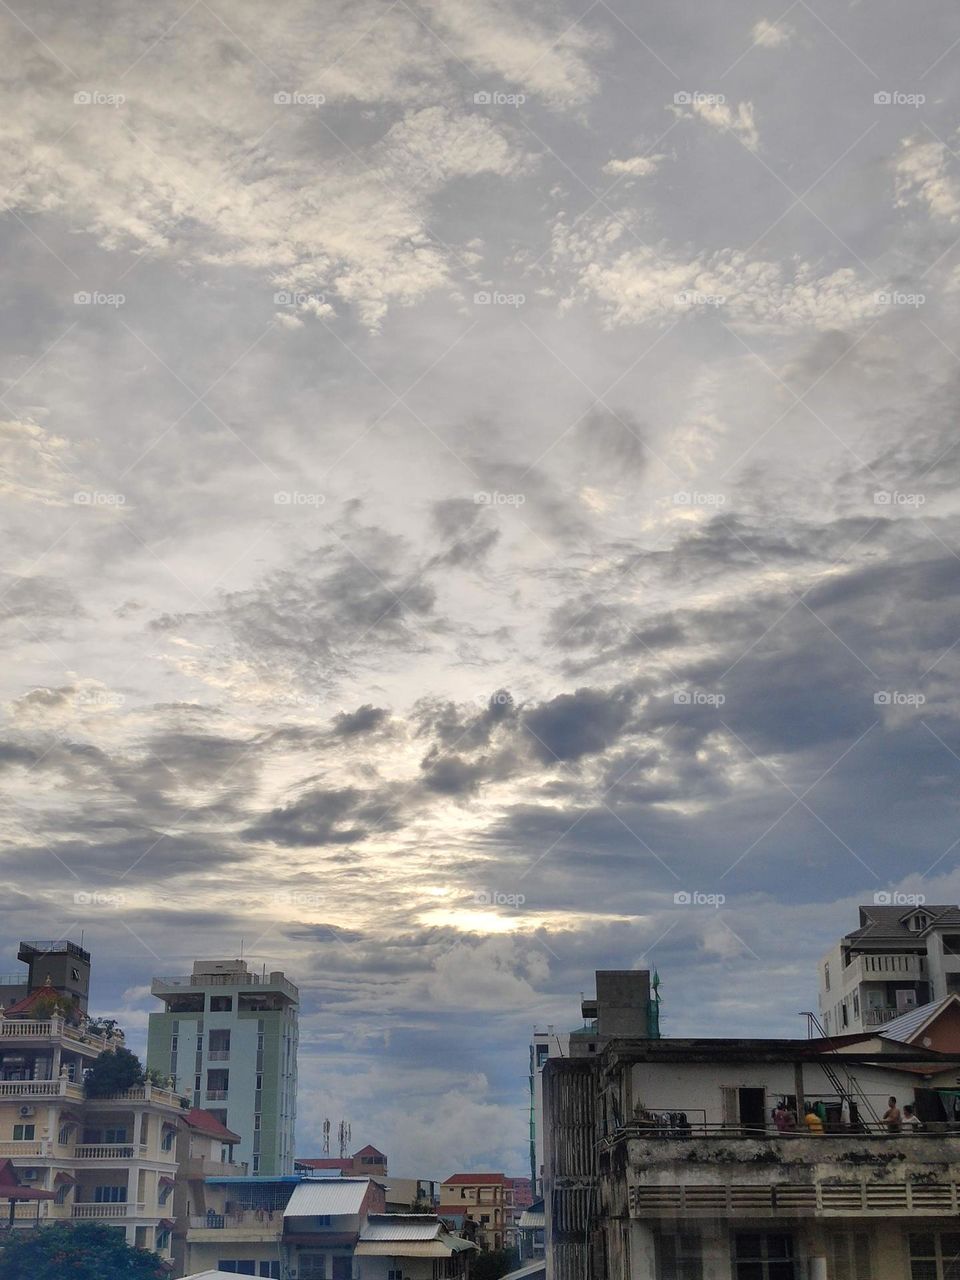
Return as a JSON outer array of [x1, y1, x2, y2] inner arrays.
[[809, 1258, 828, 1280], [628, 1221, 657, 1280]]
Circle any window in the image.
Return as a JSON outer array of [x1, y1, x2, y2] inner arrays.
[[254, 1114, 261, 1130], [94, 1186, 127, 1203], [71, 967, 81, 981], [824, 963, 831, 992], [156, 1228, 171, 1251], [252, 1155, 260, 1173], [54, 1184, 70, 1206], [217, 1265, 255, 1276], [210, 996, 233, 1012], [158, 1183, 172, 1205], [910, 1233, 960, 1280], [852, 991, 860, 1019], [832, 1234, 871, 1280], [659, 1233, 703, 1280], [300, 1257, 326, 1280], [259, 1267, 280, 1279], [161, 1127, 175, 1152], [256, 1075, 263, 1091], [734, 1233, 796, 1280], [842, 1002, 849, 1028], [13, 1124, 35, 1141]]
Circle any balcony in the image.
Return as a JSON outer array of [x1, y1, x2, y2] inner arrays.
[[74, 1144, 136, 1160], [850, 952, 926, 981], [84, 1083, 186, 1109], [208, 1050, 230, 1061], [0, 1019, 116, 1053], [0, 1141, 45, 1157], [205, 1089, 228, 1101], [187, 1208, 283, 1241], [611, 1131, 960, 1220], [0, 1079, 84, 1100], [153, 972, 298, 1001], [72, 1202, 146, 1220], [864, 1007, 901, 1026]]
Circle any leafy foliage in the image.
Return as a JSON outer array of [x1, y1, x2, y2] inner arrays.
[[471, 1247, 521, 1280], [83, 1046, 145, 1098], [0, 1221, 167, 1279]]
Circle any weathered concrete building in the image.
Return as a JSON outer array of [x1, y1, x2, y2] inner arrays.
[[543, 1035, 960, 1279]]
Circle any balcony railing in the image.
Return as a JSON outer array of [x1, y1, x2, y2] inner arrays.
[[208, 1049, 230, 1060], [84, 1083, 185, 1107], [189, 1208, 283, 1231], [0, 1141, 45, 1157], [0, 1079, 85, 1100], [0, 1019, 116, 1052], [74, 1144, 136, 1160], [72, 1202, 145, 1219], [205, 1089, 228, 1101], [153, 972, 298, 1000], [864, 1007, 902, 1026]]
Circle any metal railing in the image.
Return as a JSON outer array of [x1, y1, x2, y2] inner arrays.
[[611, 1117, 950, 1139]]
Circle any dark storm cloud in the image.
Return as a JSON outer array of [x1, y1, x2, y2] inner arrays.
[[331, 704, 390, 736], [522, 684, 635, 762], [246, 784, 404, 847]]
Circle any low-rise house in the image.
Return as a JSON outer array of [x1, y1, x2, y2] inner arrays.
[[543, 1035, 960, 1280], [356, 1213, 476, 1280], [439, 1173, 513, 1251], [296, 1146, 388, 1179], [183, 1176, 473, 1279], [171, 1107, 247, 1274], [517, 1199, 544, 1261]]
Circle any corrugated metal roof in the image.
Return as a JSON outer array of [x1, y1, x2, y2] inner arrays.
[[356, 1237, 476, 1258], [879, 995, 959, 1043], [518, 1209, 545, 1230], [284, 1179, 370, 1217], [500, 1262, 546, 1280], [362, 1214, 442, 1241]]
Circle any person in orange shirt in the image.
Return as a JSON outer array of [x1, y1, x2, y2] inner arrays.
[[803, 1104, 825, 1135]]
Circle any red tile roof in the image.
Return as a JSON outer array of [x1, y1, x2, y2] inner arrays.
[[442, 1173, 508, 1186], [1, 986, 70, 1018], [354, 1144, 387, 1158], [0, 1160, 56, 1200], [183, 1107, 241, 1143]]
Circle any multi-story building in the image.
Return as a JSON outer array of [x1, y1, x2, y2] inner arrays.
[[148, 959, 299, 1175], [531, 971, 658, 1196], [0, 939, 91, 1016], [181, 1174, 474, 1279], [542, 1032, 960, 1280], [818, 903, 960, 1035], [296, 1146, 388, 1178], [0, 990, 183, 1263], [439, 1173, 513, 1251], [170, 1107, 247, 1274]]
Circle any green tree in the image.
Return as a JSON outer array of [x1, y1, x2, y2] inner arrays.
[[83, 1046, 145, 1098], [0, 1221, 167, 1279], [471, 1247, 520, 1280]]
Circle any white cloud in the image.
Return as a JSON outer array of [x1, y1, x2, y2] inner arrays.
[[751, 19, 793, 48], [553, 219, 885, 332], [690, 98, 760, 151], [895, 136, 960, 223], [602, 154, 665, 178], [0, 419, 75, 505]]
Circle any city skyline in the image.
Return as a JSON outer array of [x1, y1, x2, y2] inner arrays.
[[3, 0, 960, 1180]]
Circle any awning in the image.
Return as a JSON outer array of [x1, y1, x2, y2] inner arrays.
[[159, 1176, 176, 1188], [54, 1172, 77, 1186], [59, 1111, 82, 1125], [356, 1239, 477, 1258], [158, 1218, 176, 1229]]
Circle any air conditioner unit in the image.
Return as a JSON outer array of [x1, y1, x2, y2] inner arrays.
[[18, 1106, 36, 1118], [20, 1170, 38, 1181]]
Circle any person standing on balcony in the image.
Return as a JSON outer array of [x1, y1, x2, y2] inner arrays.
[[883, 1097, 902, 1133], [803, 1104, 825, 1135], [773, 1101, 795, 1133]]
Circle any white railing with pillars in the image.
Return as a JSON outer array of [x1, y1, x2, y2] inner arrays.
[[74, 1144, 136, 1160], [72, 1202, 145, 1219]]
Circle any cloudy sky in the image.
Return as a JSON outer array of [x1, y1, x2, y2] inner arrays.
[[3, 0, 960, 1177]]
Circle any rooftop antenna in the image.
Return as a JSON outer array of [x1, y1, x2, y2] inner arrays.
[[338, 1120, 351, 1158], [322, 1119, 331, 1155]]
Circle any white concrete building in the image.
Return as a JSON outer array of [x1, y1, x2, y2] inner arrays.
[[819, 903, 960, 1035], [543, 1034, 960, 1280], [530, 1028, 569, 1197], [148, 959, 299, 1176]]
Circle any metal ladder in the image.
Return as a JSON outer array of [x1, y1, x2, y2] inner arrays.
[[800, 1011, 883, 1126]]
